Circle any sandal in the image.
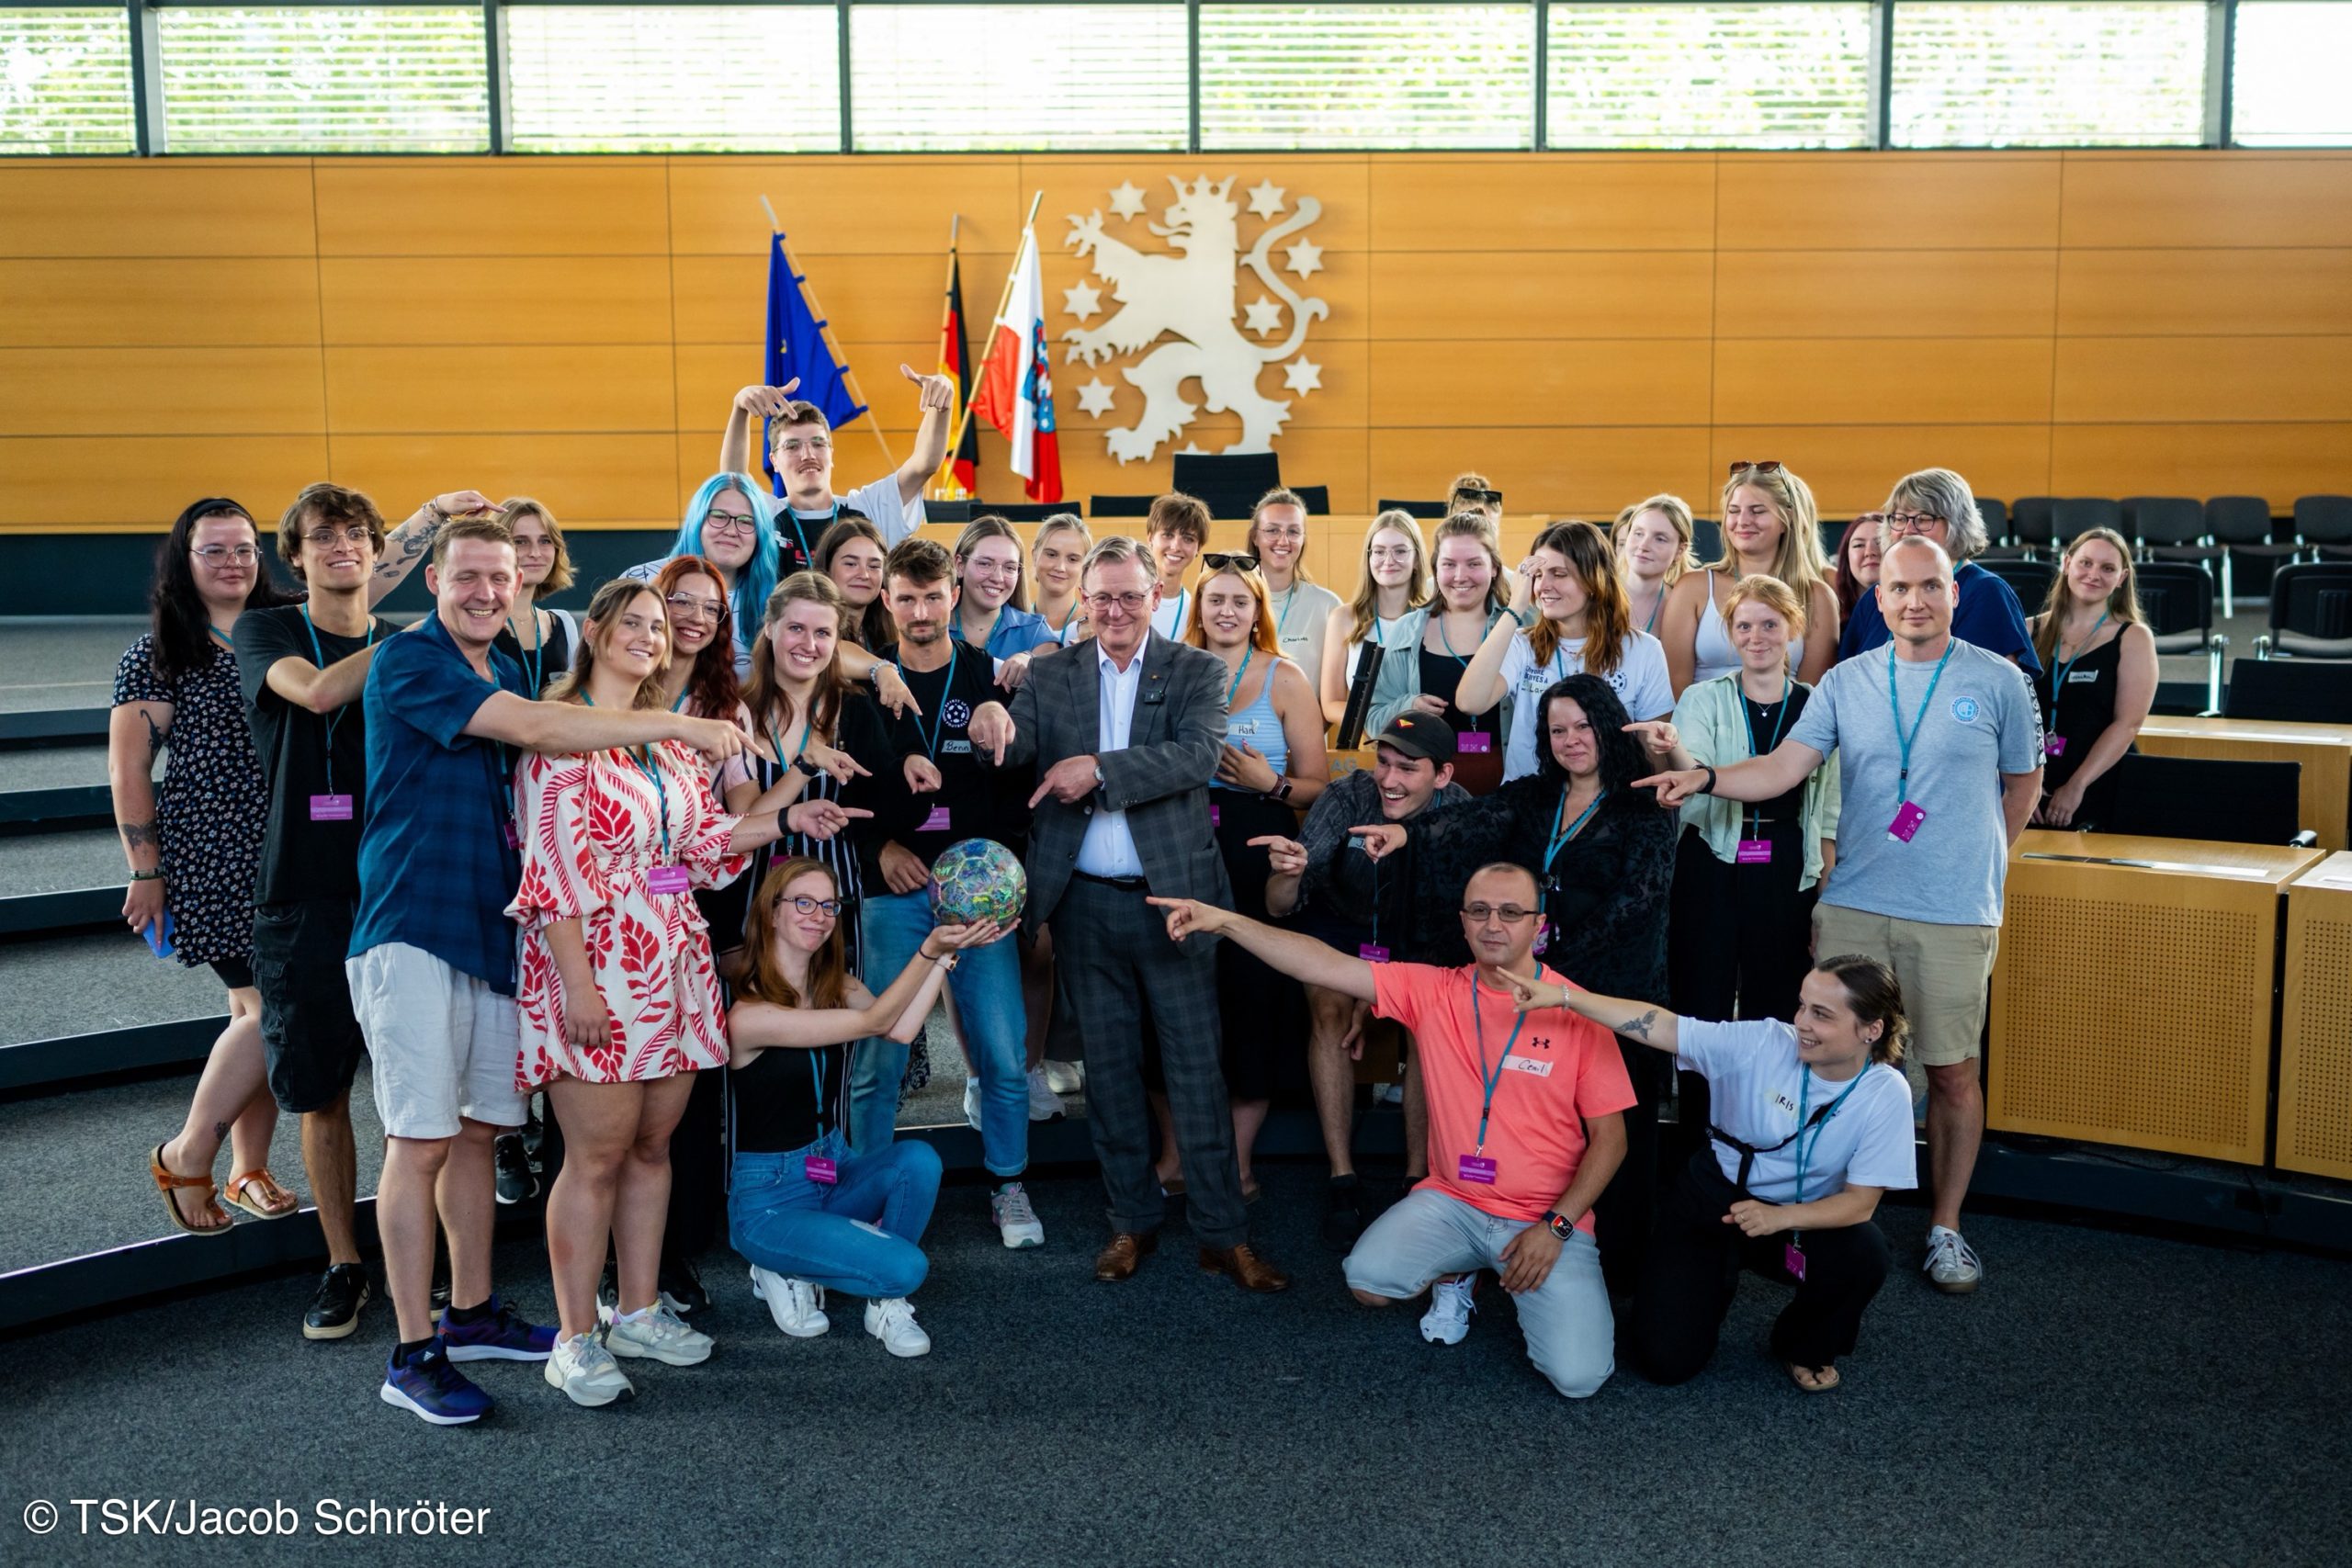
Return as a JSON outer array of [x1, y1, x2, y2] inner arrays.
[[223, 1168, 300, 1221], [149, 1143, 231, 1236], [1785, 1360, 1841, 1394], [1241, 1179, 1262, 1204]]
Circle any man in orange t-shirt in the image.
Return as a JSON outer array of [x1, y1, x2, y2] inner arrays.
[[1152, 862, 1632, 1398]]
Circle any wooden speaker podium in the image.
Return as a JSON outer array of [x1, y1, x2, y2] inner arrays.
[[1989, 830, 2324, 1165], [2278, 852, 2352, 1180]]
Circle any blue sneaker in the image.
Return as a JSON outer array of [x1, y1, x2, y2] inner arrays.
[[379, 1337, 492, 1426], [439, 1294, 556, 1363]]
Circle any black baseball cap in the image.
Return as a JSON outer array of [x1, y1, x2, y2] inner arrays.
[[1373, 714, 1458, 764]]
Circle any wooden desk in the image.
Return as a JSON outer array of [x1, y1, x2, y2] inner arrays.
[[2278, 852, 2352, 1180], [1989, 829, 2324, 1165], [2136, 715, 2352, 851]]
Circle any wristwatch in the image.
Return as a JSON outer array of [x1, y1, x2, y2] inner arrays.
[[1092, 762, 1105, 788], [1543, 1211, 1573, 1241], [1270, 776, 1295, 804]]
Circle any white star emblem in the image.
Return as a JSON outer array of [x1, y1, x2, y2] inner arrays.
[[1246, 180, 1286, 220], [1283, 237, 1324, 279], [1062, 280, 1102, 322], [1282, 355, 1322, 395], [1106, 181, 1148, 221], [1075, 378, 1117, 418], [1242, 296, 1283, 339]]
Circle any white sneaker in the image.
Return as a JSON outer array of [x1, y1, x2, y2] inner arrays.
[[543, 1331, 633, 1407], [963, 1077, 982, 1131], [864, 1296, 932, 1358], [1922, 1226, 1983, 1294], [1025, 1066, 1066, 1122], [749, 1265, 830, 1337], [990, 1181, 1046, 1249], [1043, 1059, 1085, 1096], [1419, 1274, 1476, 1346], [601, 1301, 714, 1366]]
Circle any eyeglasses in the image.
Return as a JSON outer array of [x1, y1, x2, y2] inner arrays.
[[704, 510, 761, 536], [1367, 546, 1417, 563], [775, 436, 832, 457], [1726, 460, 1784, 477], [780, 895, 841, 918], [1084, 591, 1151, 615], [1462, 903, 1539, 925], [302, 525, 373, 547], [665, 592, 724, 623], [1200, 551, 1260, 573], [1884, 512, 1946, 536], [191, 545, 258, 565]]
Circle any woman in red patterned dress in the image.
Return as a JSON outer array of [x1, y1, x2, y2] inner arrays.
[[508, 579, 869, 1406]]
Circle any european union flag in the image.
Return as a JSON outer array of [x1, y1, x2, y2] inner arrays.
[[762, 231, 866, 499]]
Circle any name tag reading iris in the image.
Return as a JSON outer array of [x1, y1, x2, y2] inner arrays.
[[649, 864, 689, 896], [1736, 838, 1771, 864], [1887, 802, 1927, 843], [309, 793, 353, 822], [1457, 733, 1492, 754], [804, 1156, 839, 1186], [921, 806, 951, 833], [1457, 1155, 1498, 1185]]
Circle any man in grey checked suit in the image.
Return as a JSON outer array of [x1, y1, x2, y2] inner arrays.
[[970, 536, 1289, 1292]]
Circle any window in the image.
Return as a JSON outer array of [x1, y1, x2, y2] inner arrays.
[[849, 4, 1186, 151], [1200, 3, 1535, 150], [1890, 2, 2208, 148], [0, 8, 136, 154], [505, 6, 840, 153], [155, 6, 489, 153], [2233, 2, 2352, 146], [1545, 3, 1873, 149]]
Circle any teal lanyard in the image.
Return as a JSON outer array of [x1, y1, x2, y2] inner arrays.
[[1437, 613, 1487, 735], [966, 607, 1001, 652], [1369, 858, 1381, 948], [779, 502, 832, 568], [1886, 640, 1955, 807], [1274, 585, 1298, 640], [1545, 788, 1605, 872], [1224, 645, 1254, 707], [1048, 600, 1080, 643], [300, 604, 376, 795], [208, 624, 236, 651], [671, 685, 691, 714], [1792, 1068, 1869, 1207], [511, 611, 546, 695], [2049, 613, 2109, 716], [1744, 673, 1792, 841], [896, 643, 957, 760], [1643, 592, 1664, 636], [767, 716, 814, 783], [1470, 982, 1531, 1155], [1165, 588, 1188, 634], [584, 694, 672, 861]]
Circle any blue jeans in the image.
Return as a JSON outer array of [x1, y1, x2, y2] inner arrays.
[[728, 1134, 941, 1302], [850, 889, 1028, 1177]]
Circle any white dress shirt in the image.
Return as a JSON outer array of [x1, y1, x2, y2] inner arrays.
[[1075, 639, 1148, 878]]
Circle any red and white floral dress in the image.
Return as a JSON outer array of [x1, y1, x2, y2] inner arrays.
[[507, 740, 746, 1088]]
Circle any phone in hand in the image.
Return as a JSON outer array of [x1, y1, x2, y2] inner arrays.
[[143, 909, 175, 959]]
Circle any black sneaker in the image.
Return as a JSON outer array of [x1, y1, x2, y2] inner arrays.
[[659, 1252, 712, 1322], [303, 1262, 370, 1341], [493, 1133, 537, 1206], [1320, 1175, 1367, 1250]]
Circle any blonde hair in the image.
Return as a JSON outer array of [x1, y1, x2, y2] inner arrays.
[[548, 579, 670, 709], [497, 495, 574, 594], [1345, 510, 1434, 645], [1034, 513, 1091, 558], [1721, 572, 1808, 639], [1447, 472, 1500, 517], [1431, 511, 1509, 617], [1184, 561, 1281, 660], [1612, 494, 1696, 588], [954, 514, 1033, 612], [1716, 465, 1829, 597], [2031, 526, 2143, 670]]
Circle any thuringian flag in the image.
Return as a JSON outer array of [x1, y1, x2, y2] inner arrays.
[[935, 250, 979, 500], [969, 228, 1063, 504]]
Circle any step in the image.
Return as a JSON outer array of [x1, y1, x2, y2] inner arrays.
[[0, 707, 107, 748], [0, 747, 107, 794], [0, 617, 143, 715], [0, 932, 226, 1048], [0, 828, 122, 895]]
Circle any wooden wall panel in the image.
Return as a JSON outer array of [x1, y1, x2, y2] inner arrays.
[[323, 346, 675, 434], [2056, 249, 2352, 337], [2061, 156, 2352, 249], [0, 163, 317, 257], [0, 434, 331, 526], [1368, 426, 1713, 519], [1713, 338, 2055, 426], [1369, 158, 1715, 253], [1367, 252, 1714, 340], [0, 260, 321, 347], [1715, 154, 2063, 249], [313, 162, 670, 255], [666, 158, 1025, 256], [1706, 425, 2055, 516], [318, 258, 674, 346], [2050, 423, 2352, 501], [2054, 337, 2352, 423], [1713, 251, 2059, 339], [1368, 339, 1711, 427], [334, 434, 680, 525], [0, 346, 324, 435]]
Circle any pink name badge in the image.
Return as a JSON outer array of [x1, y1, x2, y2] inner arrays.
[[1887, 801, 1927, 843], [1457, 1155, 1498, 1186], [502, 821, 520, 851], [2043, 735, 2067, 757], [804, 1156, 839, 1186], [308, 793, 353, 822], [1359, 942, 1390, 963], [921, 805, 951, 833], [1210, 805, 1222, 828], [1784, 1242, 1807, 1281], [1736, 838, 1771, 864], [649, 864, 690, 896], [1457, 733, 1493, 754]]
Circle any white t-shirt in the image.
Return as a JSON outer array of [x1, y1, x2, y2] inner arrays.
[[1498, 626, 1675, 780], [1678, 1019, 1917, 1205], [1270, 581, 1341, 684], [772, 476, 922, 567], [1150, 585, 1192, 642]]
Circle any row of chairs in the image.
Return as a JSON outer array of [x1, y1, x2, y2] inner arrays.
[[1980, 558, 2352, 670], [1982, 495, 2352, 616]]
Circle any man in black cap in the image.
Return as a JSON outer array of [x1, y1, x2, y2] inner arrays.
[[1251, 714, 1470, 1246]]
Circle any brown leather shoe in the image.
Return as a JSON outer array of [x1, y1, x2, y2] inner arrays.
[[1198, 1242, 1291, 1293], [1093, 1231, 1158, 1282]]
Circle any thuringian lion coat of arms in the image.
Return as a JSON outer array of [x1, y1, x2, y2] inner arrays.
[[1060, 175, 1330, 464]]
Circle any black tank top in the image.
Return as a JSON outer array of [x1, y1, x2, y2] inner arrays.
[[1417, 646, 1496, 742], [1741, 684, 1812, 823], [730, 1041, 848, 1154], [2034, 633, 2130, 825]]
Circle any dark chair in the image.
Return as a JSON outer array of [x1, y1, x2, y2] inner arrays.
[[2203, 496, 2286, 617], [2226, 654, 2352, 725], [1290, 485, 1330, 515], [1172, 451, 1282, 518], [2255, 562, 2352, 661], [1980, 557, 2054, 614], [2052, 498, 2123, 550], [925, 502, 1074, 525], [1976, 497, 2009, 547], [1690, 518, 1723, 561], [2295, 495, 2352, 563], [1089, 495, 1155, 519], [2105, 753, 2312, 847], [2135, 561, 2228, 712], [1375, 499, 1452, 520], [2009, 496, 2058, 558], [2125, 494, 2210, 564], [1817, 518, 1849, 566]]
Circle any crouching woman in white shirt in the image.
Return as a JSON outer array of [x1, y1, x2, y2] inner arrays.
[[1498, 953, 1913, 1393]]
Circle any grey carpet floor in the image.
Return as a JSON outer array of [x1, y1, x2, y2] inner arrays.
[[6, 827, 127, 894], [0, 932, 225, 1044], [3, 1171, 2347, 1567]]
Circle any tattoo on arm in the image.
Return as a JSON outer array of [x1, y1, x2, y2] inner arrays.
[[120, 820, 159, 852], [141, 710, 167, 760], [374, 514, 441, 581], [1621, 1009, 1658, 1041]]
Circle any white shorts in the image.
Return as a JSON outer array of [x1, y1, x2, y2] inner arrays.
[[346, 942, 527, 1140]]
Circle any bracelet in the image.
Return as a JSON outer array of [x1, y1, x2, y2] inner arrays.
[[1560, 984, 1572, 1011], [1697, 765, 1717, 796], [128, 868, 164, 883]]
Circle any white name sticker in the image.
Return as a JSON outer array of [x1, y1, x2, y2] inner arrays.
[[1500, 1056, 1554, 1078]]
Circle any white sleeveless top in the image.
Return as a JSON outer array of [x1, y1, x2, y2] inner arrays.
[[1693, 570, 1797, 683]]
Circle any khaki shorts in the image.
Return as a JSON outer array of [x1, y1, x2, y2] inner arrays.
[[347, 942, 527, 1140], [1812, 904, 1998, 1071]]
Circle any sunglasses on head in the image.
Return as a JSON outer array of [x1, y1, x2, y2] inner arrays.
[[1459, 488, 1503, 506], [1726, 460, 1784, 477], [1200, 551, 1261, 573]]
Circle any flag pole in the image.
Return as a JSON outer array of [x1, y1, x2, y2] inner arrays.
[[928, 213, 966, 501], [763, 196, 898, 476], [941, 190, 1046, 488]]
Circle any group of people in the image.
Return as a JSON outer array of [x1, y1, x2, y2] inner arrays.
[[111, 378, 2165, 1416]]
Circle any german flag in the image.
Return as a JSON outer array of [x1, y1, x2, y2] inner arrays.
[[935, 247, 979, 499]]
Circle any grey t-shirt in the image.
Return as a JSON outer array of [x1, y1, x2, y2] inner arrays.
[[1789, 637, 2042, 928]]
